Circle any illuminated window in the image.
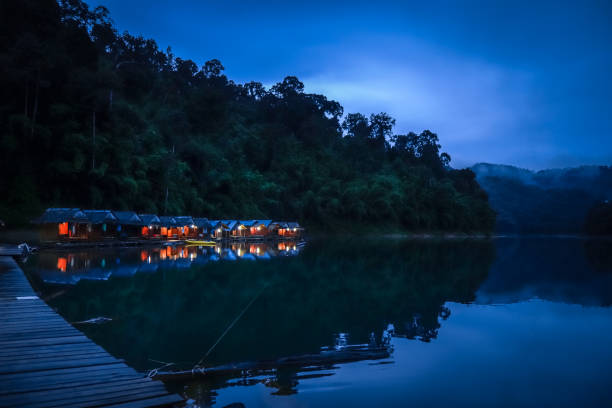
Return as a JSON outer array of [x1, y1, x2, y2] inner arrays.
[[58, 222, 68, 235]]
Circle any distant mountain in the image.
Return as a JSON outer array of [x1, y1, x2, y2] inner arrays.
[[471, 163, 612, 234]]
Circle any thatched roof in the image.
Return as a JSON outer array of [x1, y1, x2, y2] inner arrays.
[[254, 220, 272, 228], [32, 208, 88, 224], [83, 210, 117, 224], [112, 211, 142, 226]]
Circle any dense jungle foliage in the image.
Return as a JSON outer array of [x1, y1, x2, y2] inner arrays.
[[0, 0, 495, 231]]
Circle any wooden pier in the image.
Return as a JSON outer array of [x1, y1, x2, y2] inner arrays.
[[0, 255, 184, 408]]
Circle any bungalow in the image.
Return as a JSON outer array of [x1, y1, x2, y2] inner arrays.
[[158, 216, 178, 239], [33, 208, 89, 242], [210, 220, 233, 240], [277, 222, 303, 239], [231, 220, 255, 239], [193, 218, 212, 238], [250, 220, 273, 238], [83, 210, 117, 241], [112, 211, 143, 239], [173, 216, 196, 238], [139, 214, 162, 239]]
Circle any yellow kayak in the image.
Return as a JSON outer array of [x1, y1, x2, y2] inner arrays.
[[185, 240, 216, 246]]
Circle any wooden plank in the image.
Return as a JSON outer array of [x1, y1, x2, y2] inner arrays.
[[0, 377, 153, 402], [1, 367, 137, 393], [0, 344, 106, 356], [0, 256, 182, 407], [1, 372, 141, 396], [0, 362, 129, 382], [0, 335, 91, 349], [0, 352, 111, 366], [0, 357, 122, 375], [15, 382, 169, 408]]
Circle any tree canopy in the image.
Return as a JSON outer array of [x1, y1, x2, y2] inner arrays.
[[0, 0, 495, 232]]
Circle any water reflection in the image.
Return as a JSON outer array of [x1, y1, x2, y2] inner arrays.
[[21, 237, 612, 407], [476, 237, 612, 306], [24, 239, 493, 368], [30, 241, 302, 285]]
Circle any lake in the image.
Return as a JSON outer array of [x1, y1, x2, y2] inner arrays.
[[21, 237, 612, 407]]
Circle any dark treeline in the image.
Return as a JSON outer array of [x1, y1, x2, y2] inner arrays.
[[0, 0, 494, 231], [472, 163, 612, 234]]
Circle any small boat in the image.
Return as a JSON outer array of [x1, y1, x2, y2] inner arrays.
[[185, 240, 216, 246]]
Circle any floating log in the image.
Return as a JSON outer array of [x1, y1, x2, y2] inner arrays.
[[152, 345, 391, 381]]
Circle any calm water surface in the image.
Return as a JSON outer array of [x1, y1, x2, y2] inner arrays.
[[22, 238, 612, 407]]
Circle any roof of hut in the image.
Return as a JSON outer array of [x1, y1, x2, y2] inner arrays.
[[139, 214, 161, 226], [287, 222, 301, 229], [225, 220, 239, 230], [158, 216, 178, 227], [83, 210, 117, 224], [32, 208, 88, 224], [239, 220, 257, 227], [193, 218, 211, 228], [112, 211, 142, 226], [254, 220, 272, 227], [174, 216, 195, 226], [271, 221, 288, 228]]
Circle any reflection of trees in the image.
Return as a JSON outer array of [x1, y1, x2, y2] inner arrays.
[[39, 238, 494, 372], [584, 239, 612, 274], [477, 238, 612, 306]]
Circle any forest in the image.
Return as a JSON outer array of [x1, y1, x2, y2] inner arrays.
[[472, 163, 612, 234], [0, 0, 495, 232]]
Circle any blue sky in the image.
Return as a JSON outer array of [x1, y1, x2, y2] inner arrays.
[[95, 0, 612, 169]]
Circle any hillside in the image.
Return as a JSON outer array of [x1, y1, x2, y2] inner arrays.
[[0, 0, 495, 232], [472, 163, 612, 234]]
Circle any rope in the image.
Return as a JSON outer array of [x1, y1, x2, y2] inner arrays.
[[146, 360, 175, 378], [195, 284, 267, 368]]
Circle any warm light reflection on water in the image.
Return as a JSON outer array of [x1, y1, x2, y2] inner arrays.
[[21, 237, 612, 407], [30, 241, 302, 285]]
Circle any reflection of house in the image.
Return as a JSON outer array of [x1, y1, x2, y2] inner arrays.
[[139, 214, 161, 239], [83, 210, 117, 241], [112, 211, 143, 239], [36, 241, 301, 285], [33, 208, 90, 242]]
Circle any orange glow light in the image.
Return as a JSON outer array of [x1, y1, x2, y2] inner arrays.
[[57, 257, 67, 272], [58, 222, 68, 235]]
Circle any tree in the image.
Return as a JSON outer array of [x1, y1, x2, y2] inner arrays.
[[0, 0, 495, 233], [271, 76, 304, 98], [202, 58, 224, 78]]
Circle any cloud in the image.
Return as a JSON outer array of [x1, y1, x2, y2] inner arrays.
[[300, 38, 540, 167]]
